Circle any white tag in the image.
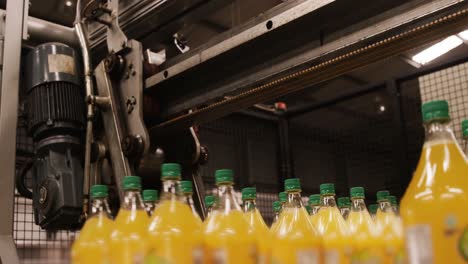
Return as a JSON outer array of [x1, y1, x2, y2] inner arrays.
[[325, 249, 339, 264], [406, 225, 433, 264], [297, 249, 319, 264]]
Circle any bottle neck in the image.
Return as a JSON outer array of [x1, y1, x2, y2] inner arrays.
[[183, 192, 200, 216], [161, 179, 180, 201], [122, 189, 145, 211], [351, 197, 367, 212], [378, 200, 393, 213], [217, 184, 241, 212], [243, 199, 257, 213], [90, 197, 112, 218], [321, 194, 337, 207], [144, 200, 157, 216], [286, 191, 303, 208], [424, 121, 456, 143], [311, 205, 320, 215]]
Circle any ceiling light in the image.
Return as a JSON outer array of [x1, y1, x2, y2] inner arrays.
[[65, 1, 73, 7], [379, 105, 386, 112], [412, 35, 463, 65]]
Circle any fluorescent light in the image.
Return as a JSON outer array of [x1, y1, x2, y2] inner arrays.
[[65, 1, 73, 7], [412, 35, 463, 65], [458, 29, 468, 40]]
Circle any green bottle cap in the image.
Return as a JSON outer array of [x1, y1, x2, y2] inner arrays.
[[122, 176, 141, 190], [241, 187, 256, 200], [90, 184, 108, 199], [462, 119, 468, 138], [337, 197, 351, 208], [273, 201, 281, 212], [308, 194, 321, 206], [215, 169, 234, 184], [376, 190, 390, 202], [205, 195, 215, 207], [161, 163, 181, 179], [279, 192, 287, 203], [369, 204, 378, 214], [388, 195, 398, 206], [284, 178, 301, 192], [143, 189, 158, 202], [350, 187, 365, 199], [180, 180, 193, 194], [421, 100, 449, 122], [320, 183, 335, 195]]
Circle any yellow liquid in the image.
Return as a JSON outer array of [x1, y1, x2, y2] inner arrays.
[[375, 208, 405, 264], [401, 141, 468, 263], [109, 209, 149, 264], [348, 208, 383, 263], [146, 199, 204, 263], [316, 207, 352, 264], [204, 210, 256, 264], [71, 214, 113, 264], [245, 208, 271, 264], [271, 207, 322, 264]]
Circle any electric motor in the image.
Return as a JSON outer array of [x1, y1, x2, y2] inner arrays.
[[25, 43, 85, 230]]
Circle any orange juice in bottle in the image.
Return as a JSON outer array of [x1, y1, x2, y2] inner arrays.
[[72, 185, 113, 264], [242, 187, 271, 264], [308, 194, 321, 228], [400, 100, 468, 264], [180, 180, 202, 221], [143, 189, 158, 216], [387, 195, 399, 215], [146, 163, 204, 263], [337, 197, 351, 220], [204, 169, 256, 264], [375, 191, 404, 264], [315, 183, 351, 264], [271, 178, 321, 264], [110, 176, 149, 264], [348, 187, 382, 263], [271, 201, 281, 229]]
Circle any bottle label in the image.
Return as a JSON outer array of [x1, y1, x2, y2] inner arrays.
[[324, 250, 339, 264], [406, 224, 433, 264], [297, 249, 319, 264], [192, 247, 204, 264]]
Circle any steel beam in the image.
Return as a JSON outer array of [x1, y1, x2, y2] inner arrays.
[[0, 0, 26, 263]]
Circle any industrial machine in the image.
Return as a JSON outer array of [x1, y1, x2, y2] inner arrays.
[[2, 0, 468, 263]]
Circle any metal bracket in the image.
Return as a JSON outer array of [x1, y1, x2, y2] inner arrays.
[[105, 0, 127, 53]]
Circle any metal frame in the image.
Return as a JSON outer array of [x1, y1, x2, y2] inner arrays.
[[0, 0, 27, 263]]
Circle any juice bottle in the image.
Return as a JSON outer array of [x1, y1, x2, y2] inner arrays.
[[110, 176, 149, 264], [242, 187, 271, 264], [462, 119, 468, 155], [337, 197, 351, 220], [375, 191, 404, 264], [271, 201, 281, 228], [205, 195, 215, 217], [368, 204, 378, 220], [315, 183, 351, 264], [71, 185, 113, 264], [305, 205, 312, 215], [271, 178, 321, 264], [146, 163, 204, 263], [348, 187, 382, 263], [308, 194, 321, 228], [400, 100, 468, 264], [180, 180, 202, 221], [387, 195, 399, 215], [279, 191, 287, 209], [143, 189, 158, 216], [204, 169, 256, 264]]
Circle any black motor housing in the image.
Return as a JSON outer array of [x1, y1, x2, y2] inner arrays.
[[25, 43, 85, 230]]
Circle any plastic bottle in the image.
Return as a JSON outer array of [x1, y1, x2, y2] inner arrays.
[[316, 183, 351, 264], [279, 191, 287, 210], [387, 195, 399, 215], [271, 201, 281, 228], [368, 204, 378, 220], [143, 189, 158, 216], [180, 180, 202, 220], [72, 185, 113, 264], [204, 169, 256, 264], [375, 191, 404, 264], [271, 178, 321, 264], [348, 187, 382, 263], [308, 194, 321, 228], [242, 187, 271, 264], [205, 195, 215, 217], [462, 119, 468, 155], [110, 176, 149, 264], [337, 197, 351, 220], [146, 163, 204, 263], [400, 100, 468, 264]]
